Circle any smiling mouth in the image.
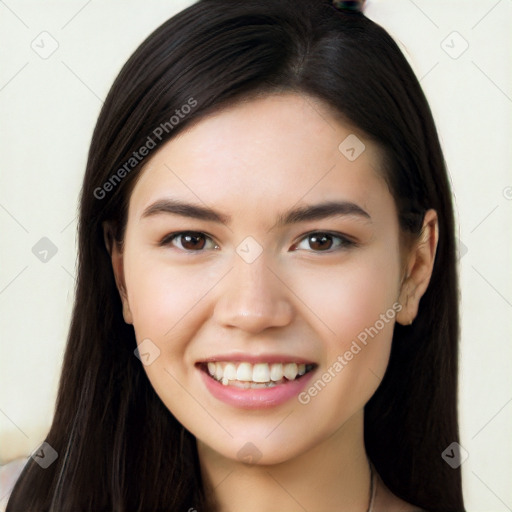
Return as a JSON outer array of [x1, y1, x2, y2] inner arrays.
[[198, 361, 317, 389]]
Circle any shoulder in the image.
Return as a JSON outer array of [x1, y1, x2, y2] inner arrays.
[[0, 458, 29, 511]]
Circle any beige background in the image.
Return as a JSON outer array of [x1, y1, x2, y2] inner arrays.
[[1, 1, 511, 510]]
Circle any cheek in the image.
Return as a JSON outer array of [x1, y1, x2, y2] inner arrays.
[[122, 249, 221, 424], [290, 244, 401, 415], [124, 249, 219, 346], [290, 245, 401, 346]]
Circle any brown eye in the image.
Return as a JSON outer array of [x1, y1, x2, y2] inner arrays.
[[180, 232, 207, 250], [292, 232, 356, 253], [160, 231, 218, 252], [308, 233, 334, 251]]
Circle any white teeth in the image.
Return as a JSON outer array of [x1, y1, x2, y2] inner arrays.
[[252, 363, 270, 383], [283, 363, 298, 380], [270, 363, 283, 381], [205, 361, 313, 386], [224, 363, 237, 381], [236, 362, 253, 381], [214, 362, 223, 381]]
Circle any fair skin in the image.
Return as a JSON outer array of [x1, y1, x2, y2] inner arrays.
[[106, 93, 437, 511]]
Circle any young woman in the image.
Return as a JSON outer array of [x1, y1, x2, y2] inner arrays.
[[7, 0, 465, 510]]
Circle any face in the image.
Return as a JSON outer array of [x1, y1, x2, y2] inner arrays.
[[109, 92, 416, 466]]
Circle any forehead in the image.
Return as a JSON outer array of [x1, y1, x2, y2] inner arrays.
[[127, 92, 394, 226]]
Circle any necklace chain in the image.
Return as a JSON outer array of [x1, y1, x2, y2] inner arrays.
[[367, 459, 376, 512]]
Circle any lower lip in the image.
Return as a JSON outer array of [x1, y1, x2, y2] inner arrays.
[[199, 367, 316, 409]]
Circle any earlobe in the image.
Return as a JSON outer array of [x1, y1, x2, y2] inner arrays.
[[396, 283, 418, 326], [102, 221, 133, 325], [396, 209, 438, 326]]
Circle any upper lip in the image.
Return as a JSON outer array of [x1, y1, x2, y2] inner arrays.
[[197, 353, 316, 365]]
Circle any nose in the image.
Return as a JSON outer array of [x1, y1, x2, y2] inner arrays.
[[213, 252, 294, 334]]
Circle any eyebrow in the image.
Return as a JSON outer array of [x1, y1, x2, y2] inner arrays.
[[140, 197, 371, 228]]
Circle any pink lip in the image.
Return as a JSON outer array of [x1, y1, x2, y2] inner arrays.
[[199, 353, 315, 365], [198, 366, 317, 409]]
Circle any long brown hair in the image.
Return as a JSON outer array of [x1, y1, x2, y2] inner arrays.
[[7, 0, 464, 510]]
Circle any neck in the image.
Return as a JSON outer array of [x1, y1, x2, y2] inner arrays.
[[198, 410, 371, 512]]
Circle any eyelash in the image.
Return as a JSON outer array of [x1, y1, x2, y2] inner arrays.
[[159, 231, 357, 253]]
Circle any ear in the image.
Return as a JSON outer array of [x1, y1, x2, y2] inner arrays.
[[396, 209, 438, 326], [102, 221, 133, 325]]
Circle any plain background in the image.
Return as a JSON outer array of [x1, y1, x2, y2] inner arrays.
[[0, 0, 511, 509]]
